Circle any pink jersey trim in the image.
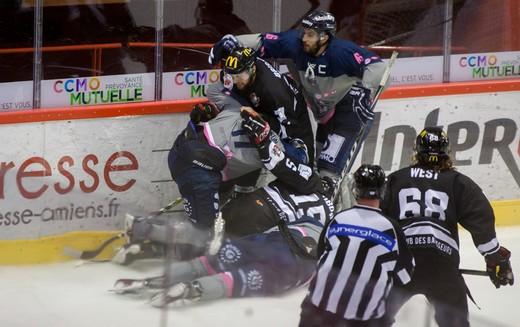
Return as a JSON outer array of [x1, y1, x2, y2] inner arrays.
[[219, 272, 234, 297], [198, 256, 217, 275], [318, 107, 336, 124], [201, 122, 233, 181], [293, 226, 308, 237]]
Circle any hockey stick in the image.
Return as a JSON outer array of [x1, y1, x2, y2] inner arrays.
[[331, 51, 399, 202], [63, 197, 184, 260], [460, 269, 488, 276]]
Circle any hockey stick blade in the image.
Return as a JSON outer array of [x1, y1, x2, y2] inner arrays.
[[63, 198, 184, 261], [63, 233, 125, 260], [460, 269, 488, 276]]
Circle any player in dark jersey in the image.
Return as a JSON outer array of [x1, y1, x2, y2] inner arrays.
[[223, 46, 315, 166], [209, 10, 388, 195], [111, 178, 334, 308], [299, 164, 414, 327], [112, 103, 327, 263], [380, 127, 514, 327]]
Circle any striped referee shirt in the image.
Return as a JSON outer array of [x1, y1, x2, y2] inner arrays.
[[307, 205, 414, 321]]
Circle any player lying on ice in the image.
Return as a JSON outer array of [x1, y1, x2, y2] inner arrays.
[[112, 200, 332, 308]]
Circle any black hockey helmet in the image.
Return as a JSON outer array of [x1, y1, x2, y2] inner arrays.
[[301, 10, 336, 36], [415, 127, 450, 162], [353, 164, 387, 200], [223, 47, 256, 74]]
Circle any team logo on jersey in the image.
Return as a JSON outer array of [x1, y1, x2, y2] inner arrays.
[[219, 243, 242, 263], [246, 269, 263, 291], [249, 92, 260, 107], [255, 199, 264, 207]]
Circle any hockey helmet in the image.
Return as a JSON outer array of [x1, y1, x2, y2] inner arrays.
[[301, 10, 336, 35], [353, 164, 387, 200], [223, 47, 256, 74], [415, 127, 450, 162]]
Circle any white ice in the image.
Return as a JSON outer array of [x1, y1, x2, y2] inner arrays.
[[1, 226, 519, 327]]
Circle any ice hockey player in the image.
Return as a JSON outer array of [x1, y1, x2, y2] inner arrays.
[[209, 10, 389, 200], [222, 46, 315, 165], [112, 176, 334, 308], [299, 164, 414, 327], [112, 99, 328, 263], [381, 127, 514, 327]]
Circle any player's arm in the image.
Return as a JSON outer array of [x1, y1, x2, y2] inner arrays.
[[240, 107, 322, 195], [209, 31, 301, 65], [456, 175, 514, 288]]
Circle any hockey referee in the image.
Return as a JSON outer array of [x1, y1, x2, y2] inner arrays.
[[299, 164, 414, 327]]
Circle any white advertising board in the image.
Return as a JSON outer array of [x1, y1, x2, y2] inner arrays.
[[162, 69, 221, 100], [0, 113, 189, 240], [388, 55, 443, 85], [0, 81, 33, 111], [2, 51, 519, 108], [450, 51, 520, 82], [40, 73, 155, 108], [354, 91, 520, 201], [1, 91, 519, 240]]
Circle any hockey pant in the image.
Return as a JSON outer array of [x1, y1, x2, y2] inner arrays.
[[316, 94, 366, 176], [205, 230, 316, 298], [385, 259, 470, 327], [168, 146, 222, 229]]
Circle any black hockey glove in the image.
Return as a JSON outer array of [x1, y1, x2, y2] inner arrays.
[[348, 84, 373, 125], [190, 102, 220, 124], [240, 108, 271, 146], [485, 246, 514, 288], [320, 176, 336, 200], [208, 34, 240, 65]]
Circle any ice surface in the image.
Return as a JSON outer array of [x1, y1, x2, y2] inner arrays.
[[1, 227, 518, 327]]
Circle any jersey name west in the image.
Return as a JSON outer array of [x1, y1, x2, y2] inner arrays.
[[410, 167, 439, 180]]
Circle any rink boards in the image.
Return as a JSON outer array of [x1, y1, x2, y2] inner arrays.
[[0, 81, 519, 263]]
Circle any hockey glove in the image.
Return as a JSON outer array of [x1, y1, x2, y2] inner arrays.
[[208, 34, 240, 65], [485, 246, 514, 288], [348, 84, 373, 125], [240, 107, 270, 146], [190, 102, 220, 124], [320, 176, 337, 200]]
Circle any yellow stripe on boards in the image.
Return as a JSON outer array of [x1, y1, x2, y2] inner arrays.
[[0, 231, 124, 265], [0, 199, 518, 265], [492, 200, 520, 227]]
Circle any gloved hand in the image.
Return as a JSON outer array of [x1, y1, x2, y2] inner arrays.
[[348, 84, 373, 124], [208, 34, 240, 65], [320, 176, 337, 200], [190, 102, 220, 124], [485, 246, 514, 288], [240, 107, 270, 146]]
